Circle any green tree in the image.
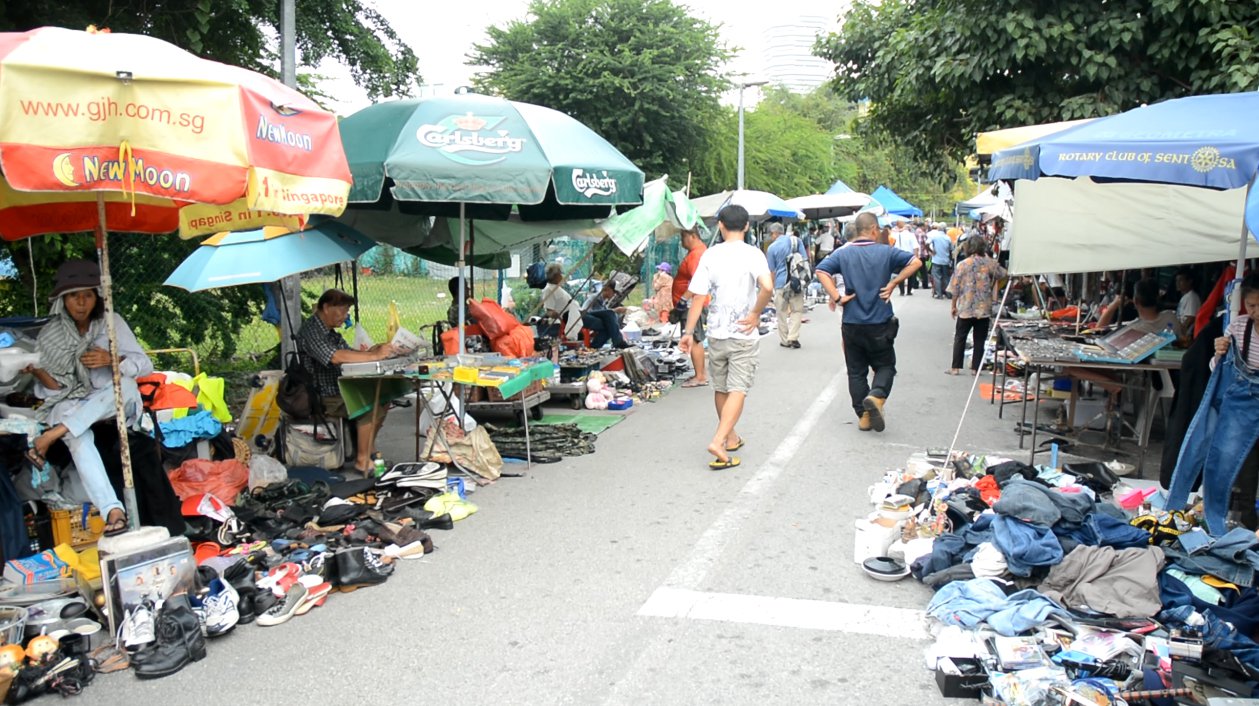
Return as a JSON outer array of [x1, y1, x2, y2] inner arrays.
[[688, 86, 969, 214], [817, 0, 1259, 162], [0, 0, 419, 101], [468, 0, 731, 180]]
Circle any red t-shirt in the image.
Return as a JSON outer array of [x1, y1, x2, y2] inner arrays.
[[672, 243, 707, 306]]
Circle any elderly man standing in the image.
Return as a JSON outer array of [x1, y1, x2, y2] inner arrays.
[[815, 212, 921, 432], [765, 222, 810, 349], [679, 205, 774, 469]]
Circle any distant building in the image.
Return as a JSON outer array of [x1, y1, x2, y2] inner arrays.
[[761, 15, 835, 94]]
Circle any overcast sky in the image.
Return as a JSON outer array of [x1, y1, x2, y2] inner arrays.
[[321, 0, 839, 113]]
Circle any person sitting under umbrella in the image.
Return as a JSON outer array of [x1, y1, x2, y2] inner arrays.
[[297, 288, 400, 475], [540, 264, 630, 349], [24, 260, 153, 536]]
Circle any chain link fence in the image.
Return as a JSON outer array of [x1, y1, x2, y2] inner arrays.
[[0, 232, 687, 412]]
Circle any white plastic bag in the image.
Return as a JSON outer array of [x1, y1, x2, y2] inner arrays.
[[352, 323, 375, 351], [249, 454, 288, 490]]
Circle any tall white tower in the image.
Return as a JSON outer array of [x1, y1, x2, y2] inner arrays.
[[761, 14, 838, 94]]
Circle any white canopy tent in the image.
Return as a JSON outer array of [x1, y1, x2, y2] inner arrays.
[[1008, 177, 1256, 275]]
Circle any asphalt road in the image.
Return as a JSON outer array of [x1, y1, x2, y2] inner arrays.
[[91, 288, 1066, 705]]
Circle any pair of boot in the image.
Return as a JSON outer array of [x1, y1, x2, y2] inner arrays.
[[130, 594, 206, 679], [858, 396, 886, 432]]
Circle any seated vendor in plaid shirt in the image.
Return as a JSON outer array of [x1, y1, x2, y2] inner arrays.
[[297, 288, 397, 475]]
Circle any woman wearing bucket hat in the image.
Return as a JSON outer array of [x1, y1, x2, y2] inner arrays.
[[647, 262, 675, 324], [23, 260, 153, 536]]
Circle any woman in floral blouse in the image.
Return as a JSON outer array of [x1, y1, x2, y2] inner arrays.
[[947, 236, 1007, 375]]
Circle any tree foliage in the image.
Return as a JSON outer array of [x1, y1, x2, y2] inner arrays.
[[817, 0, 1259, 161], [689, 85, 969, 215], [0, 0, 420, 100], [468, 0, 731, 181]]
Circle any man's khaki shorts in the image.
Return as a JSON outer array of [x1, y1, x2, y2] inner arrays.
[[708, 337, 760, 394]]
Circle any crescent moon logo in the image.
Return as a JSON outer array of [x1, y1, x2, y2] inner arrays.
[[53, 153, 78, 187]]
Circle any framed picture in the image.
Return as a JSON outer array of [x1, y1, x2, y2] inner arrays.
[[99, 537, 193, 642]]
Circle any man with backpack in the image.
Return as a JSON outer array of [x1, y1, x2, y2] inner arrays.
[[765, 222, 811, 349]]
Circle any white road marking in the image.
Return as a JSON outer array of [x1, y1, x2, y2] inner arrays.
[[661, 369, 846, 589], [638, 586, 930, 640]]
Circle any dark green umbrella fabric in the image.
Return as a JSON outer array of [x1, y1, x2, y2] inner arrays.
[[341, 94, 644, 216]]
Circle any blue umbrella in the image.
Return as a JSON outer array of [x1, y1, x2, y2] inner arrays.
[[164, 220, 375, 292]]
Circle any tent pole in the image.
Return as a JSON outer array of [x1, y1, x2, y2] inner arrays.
[[1230, 174, 1258, 325], [457, 203, 467, 355], [95, 194, 140, 531]]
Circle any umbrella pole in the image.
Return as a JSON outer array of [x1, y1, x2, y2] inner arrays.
[[95, 194, 140, 531], [457, 202, 467, 355]]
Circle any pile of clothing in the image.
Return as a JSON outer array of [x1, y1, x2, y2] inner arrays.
[[865, 452, 1259, 704]]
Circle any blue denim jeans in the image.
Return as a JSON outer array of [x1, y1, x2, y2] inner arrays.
[[1166, 343, 1259, 534]]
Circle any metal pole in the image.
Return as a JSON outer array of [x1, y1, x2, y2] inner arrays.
[[737, 83, 746, 191], [457, 202, 467, 355], [1229, 174, 1257, 325], [277, 0, 301, 361]]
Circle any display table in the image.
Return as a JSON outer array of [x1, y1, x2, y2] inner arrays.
[[993, 322, 1180, 476], [338, 358, 556, 471]]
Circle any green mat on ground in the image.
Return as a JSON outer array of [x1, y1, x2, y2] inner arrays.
[[534, 413, 625, 434]]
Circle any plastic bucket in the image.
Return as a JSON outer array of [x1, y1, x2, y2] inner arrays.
[[0, 606, 26, 645], [853, 517, 900, 564]]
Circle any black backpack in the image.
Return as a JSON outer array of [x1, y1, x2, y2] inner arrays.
[[276, 351, 320, 421], [526, 262, 547, 289]]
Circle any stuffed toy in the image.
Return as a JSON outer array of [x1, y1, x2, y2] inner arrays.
[[584, 371, 615, 410]]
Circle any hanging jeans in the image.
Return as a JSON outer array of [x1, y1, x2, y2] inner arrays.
[[44, 378, 143, 519], [1166, 343, 1259, 534]]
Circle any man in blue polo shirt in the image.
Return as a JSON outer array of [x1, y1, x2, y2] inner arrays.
[[815, 212, 921, 432]]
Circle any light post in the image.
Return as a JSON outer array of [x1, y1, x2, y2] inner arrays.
[[736, 77, 767, 191]]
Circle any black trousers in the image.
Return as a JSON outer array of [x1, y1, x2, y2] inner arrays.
[[841, 319, 898, 417], [952, 317, 991, 371]]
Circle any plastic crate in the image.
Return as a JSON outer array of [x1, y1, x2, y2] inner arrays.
[[50, 505, 103, 548]]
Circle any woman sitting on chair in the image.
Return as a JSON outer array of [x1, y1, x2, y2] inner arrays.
[[540, 264, 629, 349], [296, 288, 397, 475], [25, 260, 153, 536]]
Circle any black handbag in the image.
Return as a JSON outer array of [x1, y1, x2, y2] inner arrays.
[[276, 351, 319, 421]]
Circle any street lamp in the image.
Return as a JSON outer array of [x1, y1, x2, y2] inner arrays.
[[736, 77, 767, 191]]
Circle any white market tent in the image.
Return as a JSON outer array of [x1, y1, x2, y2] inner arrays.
[[1008, 177, 1256, 275]]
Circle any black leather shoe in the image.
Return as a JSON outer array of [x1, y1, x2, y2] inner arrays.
[[132, 594, 207, 679], [333, 547, 393, 591]]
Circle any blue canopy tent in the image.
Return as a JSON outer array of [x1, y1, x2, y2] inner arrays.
[[870, 185, 923, 218], [826, 179, 856, 195], [990, 91, 1259, 280]]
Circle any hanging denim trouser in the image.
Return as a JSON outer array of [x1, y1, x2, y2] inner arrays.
[[1166, 345, 1259, 535]]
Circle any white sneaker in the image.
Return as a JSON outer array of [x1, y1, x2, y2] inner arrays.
[[255, 583, 307, 627], [196, 579, 240, 637], [119, 600, 156, 648]]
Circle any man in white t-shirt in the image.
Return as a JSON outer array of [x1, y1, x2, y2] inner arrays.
[[892, 221, 919, 295], [1175, 268, 1202, 334], [679, 205, 774, 471]]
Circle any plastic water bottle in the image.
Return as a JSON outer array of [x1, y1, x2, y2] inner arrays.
[[372, 453, 386, 478]]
